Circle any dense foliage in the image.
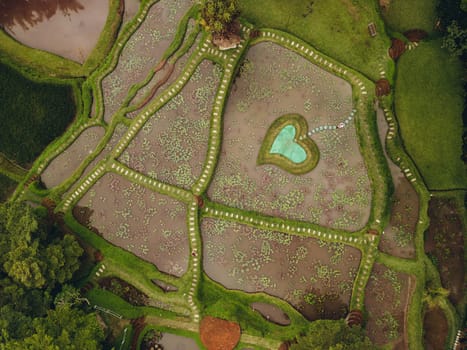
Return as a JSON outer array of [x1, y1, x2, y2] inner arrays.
[[0, 62, 75, 166], [290, 320, 373, 350], [0, 202, 104, 349], [200, 0, 239, 35]]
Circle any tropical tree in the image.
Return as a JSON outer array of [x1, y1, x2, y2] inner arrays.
[[200, 0, 239, 36], [290, 319, 374, 350], [0, 202, 104, 349]]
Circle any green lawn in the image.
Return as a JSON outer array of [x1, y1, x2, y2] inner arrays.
[[395, 39, 466, 190], [238, 0, 391, 81], [381, 0, 439, 34], [0, 173, 17, 202], [0, 62, 76, 167]]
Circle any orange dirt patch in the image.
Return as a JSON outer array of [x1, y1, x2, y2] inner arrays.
[[200, 316, 241, 350]]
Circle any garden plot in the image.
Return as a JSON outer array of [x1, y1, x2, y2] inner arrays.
[[208, 41, 371, 231], [77, 173, 189, 277], [201, 218, 361, 321], [127, 21, 201, 117], [120, 60, 222, 190], [41, 126, 105, 189], [364, 263, 414, 348], [376, 107, 418, 258], [101, 0, 192, 123]]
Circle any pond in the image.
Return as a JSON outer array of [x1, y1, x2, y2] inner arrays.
[[159, 333, 199, 350], [2, 0, 109, 63], [270, 125, 307, 163]]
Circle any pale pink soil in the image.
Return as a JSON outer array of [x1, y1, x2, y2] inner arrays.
[[376, 106, 418, 258], [365, 263, 414, 347], [208, 42, 371, 231], [120, 60, 222, 190], [101, 0, 192, 123], [78, 173, 189, 277], [202, 218, 361, 321], [42, 126, 105, 189]]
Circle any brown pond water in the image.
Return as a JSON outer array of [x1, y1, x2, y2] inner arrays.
[[423, 306, 448, 350], [202, 218, 361, 321], [77, 173, 189, 277], [41, 125, 105, 189], [158, 333, 199, 350], [250, 302, 291, 326], [376, 105, 418, 258], [365, 263, 414, 347], [208, 41, 371, 231], [2, 0, 109, 63]]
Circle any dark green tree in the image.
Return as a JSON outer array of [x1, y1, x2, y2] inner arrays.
[[290, 320, 373, 350], [0, 202, 83, 289], [442, 21, 467, 57], [0, 202, 104, 349], [200, 0, 239, 36]]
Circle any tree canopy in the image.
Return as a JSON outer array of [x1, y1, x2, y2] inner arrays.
[[290, 319, 374, 350], [0, 202, 104, 349], [200, 0, 239, 36]]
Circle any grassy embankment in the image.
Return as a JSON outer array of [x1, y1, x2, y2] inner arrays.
[[395, 39, 466, 190], [238, 0, 392, 81]]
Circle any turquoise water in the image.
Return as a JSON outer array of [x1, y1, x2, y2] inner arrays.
[[270, 125, 306, 163]]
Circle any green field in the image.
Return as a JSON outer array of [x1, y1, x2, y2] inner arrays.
[[381, 0, 439, 34], [238, 0, 391, 81], [0, 62, 76, 167], [395, 39, 466, 190]]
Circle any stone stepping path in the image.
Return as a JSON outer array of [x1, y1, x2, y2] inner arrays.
[[109, 160, 193, 203], [192, 29, 250, 195], [60, 161, 107, 211], [187, 201, 201, 323], [202, 204, 368, 247]]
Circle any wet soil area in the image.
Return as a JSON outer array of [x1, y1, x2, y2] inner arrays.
[[425, 196, 465, 307], [251, 302, 291, 325], [208, 41, 371, 231], [376, 106, 418, 258], [41, 126, 105, 189], [201, 217, 361, 321], [120, 60, 221, 190], [159, 333, 200, 350], [423, 306, 448, 350], [77, 173, 189, 277], [365, 263, 415, 347], [2, 0, 109, 63], [102, 0, 192, 123]]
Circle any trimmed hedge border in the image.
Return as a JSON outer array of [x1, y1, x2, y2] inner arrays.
[[257, 114, 320, 175]]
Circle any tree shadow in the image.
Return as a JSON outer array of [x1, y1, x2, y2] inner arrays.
[[0, 0, 84, 32]]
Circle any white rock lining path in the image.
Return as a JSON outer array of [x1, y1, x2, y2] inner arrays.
[[51, 18, 393, 326]]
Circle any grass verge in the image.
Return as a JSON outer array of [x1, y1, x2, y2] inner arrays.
[[238, 0, 392, 81], [380, 0, 438, 34], [0, 62, 77, 167], [394, 39, 466, 190]]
